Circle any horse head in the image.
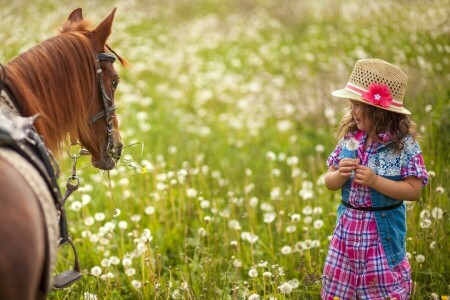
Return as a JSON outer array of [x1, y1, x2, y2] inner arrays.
[[64, 8, 125, 170]]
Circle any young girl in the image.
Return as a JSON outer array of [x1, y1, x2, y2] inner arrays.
[[321, 59, 428, 300]]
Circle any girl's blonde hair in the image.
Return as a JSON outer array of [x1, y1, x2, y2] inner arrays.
[[337, 102, 419, 152]]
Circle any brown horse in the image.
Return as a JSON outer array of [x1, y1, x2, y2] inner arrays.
[[0, 8, 126, 299]]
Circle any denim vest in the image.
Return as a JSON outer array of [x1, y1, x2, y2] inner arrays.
[[337, 135, 423, 269]]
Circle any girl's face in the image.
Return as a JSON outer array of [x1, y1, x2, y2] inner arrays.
[[350, 101, 372, 133]]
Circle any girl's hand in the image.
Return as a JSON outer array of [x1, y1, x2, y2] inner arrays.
[[354, 165, 378, 187], [338, 158, 359, 178]]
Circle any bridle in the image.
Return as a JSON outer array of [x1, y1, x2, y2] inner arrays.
[[89, 52, 118, 158]]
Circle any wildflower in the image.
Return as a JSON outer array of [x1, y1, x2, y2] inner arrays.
[[429, 241, 437, 249], [258, 260, 268, 267], [90, 266, 102, 277], [263, 271, 273, 278], [186, 188, 198, 198], [315, 144, 325, 153], [83, 292, 98, 300], [122, 258, 132, 267], [431, 207, 444, 219], [131, 280, 142, 289], [270, 187, 281, 200], [263, 212, 276, 223], [118, 221, 128, 230], [333, 297, 340, 300], [428, 170, 435, 178], [171, 289, 182, 299], [278, 282, 293, 294], [281, 245, 292, 255], [81, 194, 92, 205], [228, 219, 242, 230], [248, 293, 260, 300], [288, 279, 300, 289], [246, 234, 259, 244], [233, 259, 243, 268], [266, 151, 276, 161], [95, 212, 105, 221], [441, 296, 448, 300], [84, 217, 95, 226], [431, 293, 439, 300], [144, 206, 155, 215], [302, 206, 313, 215], [125, 268, 136, 276], [286, 225, 297, 233], [70, 201, 82, 212], [200, 200, 210, 209], [313, 206, 323, 215], [230, 240, 238, 248], [415, 254, 425, 263], [435, 186, 445, 194], [420, 218, 432, 229], [291, 213, 301, 222], [248, 268, 258, 278]]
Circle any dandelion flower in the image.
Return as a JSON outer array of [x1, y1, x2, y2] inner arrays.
[[435, 186, 445, 194], [281, 245, 292, 255], [431, 207, 444, 219], [415, 254, 425, 263], [118, 221, 128, 230], [95, 212, 106, 221], [131, 280, 142, 289], [83, 292, 98, 300], [263, 212, 276, 223], [186, 188, 198, 198], [278, 282, 293, 293], [90, 266, 102, 277], [420, 218, 431, 229], [291, 213, 301, 222], [84, 217, 95, 226], [144, 206, 155, 215], [248, 268, 258, 278], [246, 234, 259, 244], [313, 219, 324, 229], [248, 293, 260, 300], [263, 271, 273, 278], [288, 279, 300, 289], [125, 268, 136, 276]]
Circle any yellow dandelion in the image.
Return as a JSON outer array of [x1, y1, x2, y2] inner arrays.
[[442, 296, 448, 300], [141, 167, 148, 174], [333, 297, 340, 300]]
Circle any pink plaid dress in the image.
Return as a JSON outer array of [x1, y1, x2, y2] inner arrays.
[[321, 133, 427, 300]]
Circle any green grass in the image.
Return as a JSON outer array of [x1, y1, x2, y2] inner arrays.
[[1, 0, 449, 299]]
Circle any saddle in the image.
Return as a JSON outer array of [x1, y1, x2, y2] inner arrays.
[[0, 89, 82, 292]]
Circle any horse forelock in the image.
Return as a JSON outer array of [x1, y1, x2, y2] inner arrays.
[[5, 28, 100, 156]]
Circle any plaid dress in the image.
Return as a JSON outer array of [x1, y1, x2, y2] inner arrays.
[[321, 133, 427, 300]]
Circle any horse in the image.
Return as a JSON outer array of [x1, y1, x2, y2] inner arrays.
[[0, 8, 126, 299]]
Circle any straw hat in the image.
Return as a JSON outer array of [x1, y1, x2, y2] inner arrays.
[[332, 58, 411, 114]]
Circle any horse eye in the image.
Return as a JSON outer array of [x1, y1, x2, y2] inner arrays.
[[112, 80, 119, 89]]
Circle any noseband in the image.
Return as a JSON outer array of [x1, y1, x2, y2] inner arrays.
[[90, 52, 117, 157]]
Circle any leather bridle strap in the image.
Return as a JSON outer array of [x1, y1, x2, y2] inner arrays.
[[90, 52, 117, 155]]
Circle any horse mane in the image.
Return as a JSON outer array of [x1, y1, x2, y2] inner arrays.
[[5, 19, 126, 156]]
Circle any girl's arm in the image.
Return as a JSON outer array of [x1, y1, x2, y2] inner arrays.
[[325, 158, 359, 191], [354, 165, 422, 201]]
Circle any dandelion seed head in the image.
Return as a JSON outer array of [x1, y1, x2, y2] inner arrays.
[[90, 266, 102, 277], [415, 254, 425, 263], [248, 267, 258, 278], [278, 282, 293, 293]]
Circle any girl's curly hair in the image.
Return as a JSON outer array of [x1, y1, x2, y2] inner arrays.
[[337, 102, 419, 152]]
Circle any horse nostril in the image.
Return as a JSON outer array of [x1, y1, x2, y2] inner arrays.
[[115, 143, 123, 159]]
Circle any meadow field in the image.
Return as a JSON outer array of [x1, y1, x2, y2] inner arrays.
[[1, 0, 449, 299]]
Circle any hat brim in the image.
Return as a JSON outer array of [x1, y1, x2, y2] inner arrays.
[[331, 89, 411, 115]]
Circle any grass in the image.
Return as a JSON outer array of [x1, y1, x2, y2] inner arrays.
[[1, 0, 449, 299]]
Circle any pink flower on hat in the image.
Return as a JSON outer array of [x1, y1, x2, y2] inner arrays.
[[362, 83, 393, 108]]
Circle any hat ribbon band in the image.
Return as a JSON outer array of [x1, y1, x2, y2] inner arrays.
[[345, 82, 403, 108]]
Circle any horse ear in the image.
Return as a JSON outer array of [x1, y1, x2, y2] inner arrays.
[[67, 8, 83, 23], [91, 8, 117, 49]]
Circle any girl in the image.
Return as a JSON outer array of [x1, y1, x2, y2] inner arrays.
[[321, 59, 428, 300]]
